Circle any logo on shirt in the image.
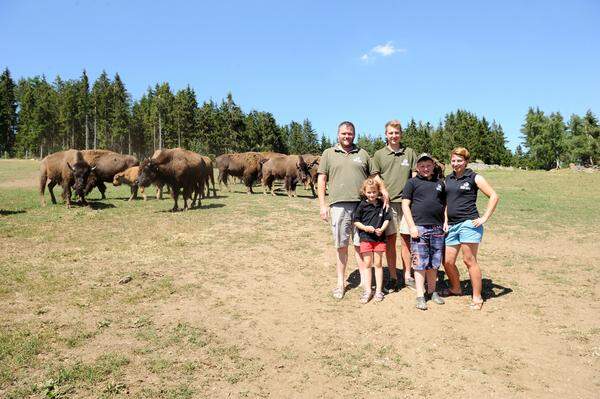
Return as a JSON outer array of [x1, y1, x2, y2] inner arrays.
[[459, 182, 471, 191], [401, 159, 409, 166], [436, 184, 442, 191], [353, 156, 363, 164]]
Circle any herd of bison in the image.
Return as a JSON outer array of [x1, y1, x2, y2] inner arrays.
[[38, 148, 321, 211]]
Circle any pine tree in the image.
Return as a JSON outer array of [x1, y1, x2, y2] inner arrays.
[[0, 68, 18, 156], [15, 76, 59, 158], [582, 110, 600, 166], [55, 76, 79, 149], [91, 71, 112, 149], [110, 73, 131, 153], [286, 121, 304, 154], [301, 119, 320, 154], [319, 134, 333, 152], [77, 70, 91, 149], [173, 85, 198, 149], [218, 92, 245, 152]]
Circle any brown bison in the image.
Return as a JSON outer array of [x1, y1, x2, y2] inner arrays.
[[137, 148, 207, 211], [216, 152, 267, 194], [39, 149, 96, 208], [261, 154, 311, 197], [301, 154, 321, 197], [112, 166, 149, 201], [200, 155, 217, 198], [112, 165, 167, 201], [82, 150, 138, 199]]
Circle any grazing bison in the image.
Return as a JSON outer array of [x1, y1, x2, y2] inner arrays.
[[301, 154, 321, 197], [215, 154, 231, 191], [39, 149, 96, 208], [82, 150, 138, 199], [216, 152, 267, 194], [261, 154, 311, 197], [137, 148, 207, 211], [200, 155, 217, 198], [112, 166, 148, 201]]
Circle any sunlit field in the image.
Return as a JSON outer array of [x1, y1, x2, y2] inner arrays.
[[1, 159, 599, 398]]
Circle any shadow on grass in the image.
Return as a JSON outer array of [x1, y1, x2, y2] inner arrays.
[[0, 209, 26, 215], [156, 203, 226, 213], [87, 201, 117, 210]]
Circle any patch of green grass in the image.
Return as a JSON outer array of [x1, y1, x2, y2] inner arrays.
[[41, 353, 130, 397], [0, 328, 44, 385]]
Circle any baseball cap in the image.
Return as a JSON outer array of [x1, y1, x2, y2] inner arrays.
[[416, 153, 434, 163]]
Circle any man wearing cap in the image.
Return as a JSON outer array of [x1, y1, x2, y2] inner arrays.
[[318, 121, 389, 299], [372, 120, 417, 292]]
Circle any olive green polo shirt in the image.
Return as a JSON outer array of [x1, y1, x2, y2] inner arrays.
[[318, 144, 372, 205], [371, 146, 417, 202]]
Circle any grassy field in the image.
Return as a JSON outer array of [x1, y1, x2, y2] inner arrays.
[[1, 159, 599, 398]]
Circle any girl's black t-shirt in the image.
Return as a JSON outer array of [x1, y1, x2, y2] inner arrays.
[[445, 168, 480, 224], [354, 199, 392, 242]]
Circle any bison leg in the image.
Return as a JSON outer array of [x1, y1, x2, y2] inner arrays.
[[48, 180, 58, 205], [129, 185, 137, 201], [140, 186, 147, 201], [61, 182, 72, 208], [170, 185, 179, 212], [97, 181, 107, 199], [210, 171, 217, 197]]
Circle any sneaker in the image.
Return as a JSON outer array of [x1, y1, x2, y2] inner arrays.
[[383, 278, 398, 294], [373, 291, 385, 302], [359, 290, 373, 304], [405, 277, 416, 291], [429, 292, 445, 305], [415, 296, 427, 310]]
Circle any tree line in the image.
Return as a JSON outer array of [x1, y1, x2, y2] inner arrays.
[[0, 68, 329, 159], [0, 67, 598, 169]]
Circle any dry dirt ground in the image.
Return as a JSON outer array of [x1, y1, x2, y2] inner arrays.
[[0, 159, 599, 398]]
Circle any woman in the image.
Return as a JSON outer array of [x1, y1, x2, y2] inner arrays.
[[442, 147, 499, 310]]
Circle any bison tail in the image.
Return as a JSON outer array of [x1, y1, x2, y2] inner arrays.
[[39, 165, 47, 205]]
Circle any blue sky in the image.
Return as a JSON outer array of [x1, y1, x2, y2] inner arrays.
[[2, 0, 599, 150]]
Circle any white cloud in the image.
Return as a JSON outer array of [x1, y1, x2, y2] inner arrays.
[[360, 41, 406, 62]]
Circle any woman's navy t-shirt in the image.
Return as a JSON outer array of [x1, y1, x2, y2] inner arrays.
[[445, 168, 479, 224]]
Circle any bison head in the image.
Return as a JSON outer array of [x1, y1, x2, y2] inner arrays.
[[137, 159, 159, 188], [296, 157, 311, 185], [68, 162, 96, 198], [112, 173, 124, 186]]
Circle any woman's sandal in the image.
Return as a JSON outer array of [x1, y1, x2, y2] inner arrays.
[[469, 301, 484, 310], [373, 291, 385, 302], [359, 291, 373, 304], [332, 286, 345, 300]]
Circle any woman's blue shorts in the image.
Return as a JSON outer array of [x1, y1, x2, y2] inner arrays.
[[445, 219, 483, 246]]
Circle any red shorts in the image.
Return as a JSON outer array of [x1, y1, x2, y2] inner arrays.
[[359, 241, 386, 254]]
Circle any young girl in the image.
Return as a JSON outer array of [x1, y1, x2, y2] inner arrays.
[[353, 178, 392, 303]]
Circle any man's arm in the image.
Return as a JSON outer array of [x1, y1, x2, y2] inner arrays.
[[372, 174, 390, 207], [318, 173, 329, 222]]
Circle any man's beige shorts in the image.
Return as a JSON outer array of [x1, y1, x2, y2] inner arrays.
[[330, 203, 361, 248], [385, 202, 410, 236]]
